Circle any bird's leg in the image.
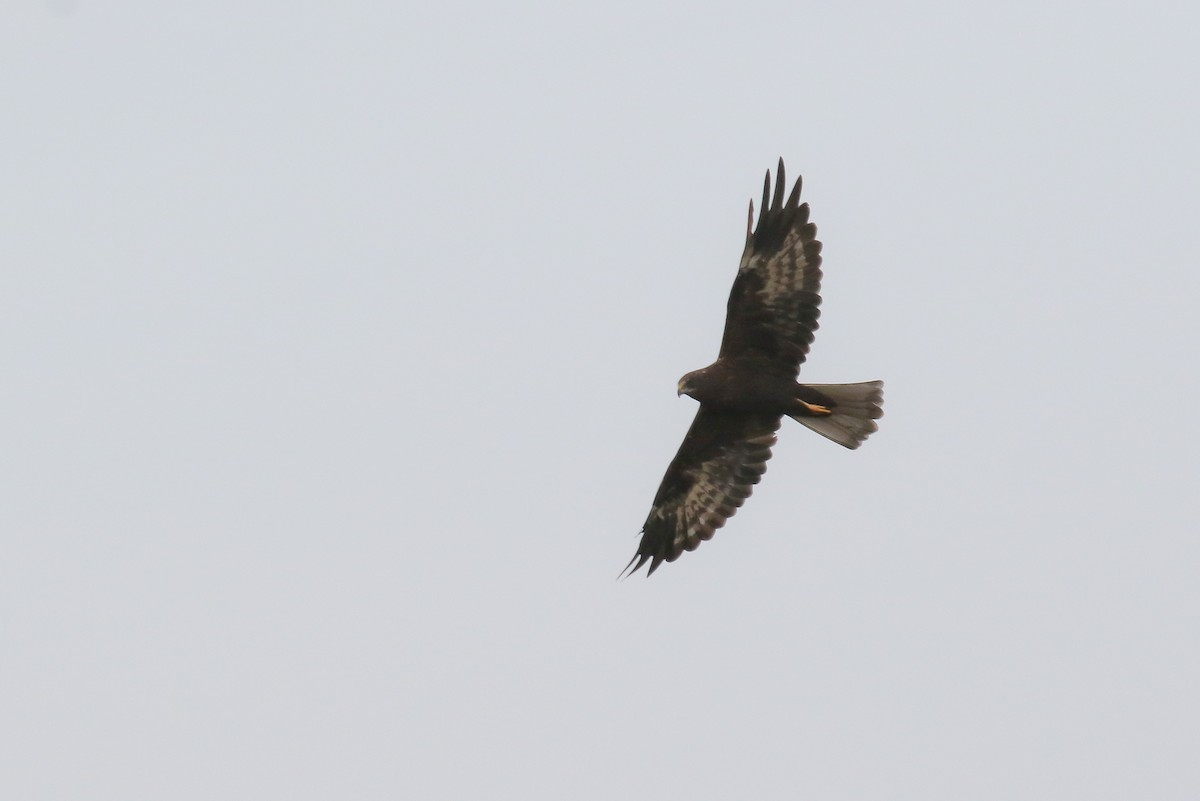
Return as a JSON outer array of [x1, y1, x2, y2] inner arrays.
[[797, 399, 832, 415]]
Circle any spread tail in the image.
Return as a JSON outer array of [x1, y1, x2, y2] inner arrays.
[[790, 381, 883, 449]]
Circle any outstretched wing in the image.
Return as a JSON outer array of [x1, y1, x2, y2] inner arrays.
[[718, 159, 823, 377], [624, 408, 782, 577]]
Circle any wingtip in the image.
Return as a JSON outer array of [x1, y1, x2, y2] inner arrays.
[[618, 551, 652, 580], [785, 173, 803, 209], [771, 159, 786, 210]]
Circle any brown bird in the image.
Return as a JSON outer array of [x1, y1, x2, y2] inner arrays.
[[624, 160, 883, 576]]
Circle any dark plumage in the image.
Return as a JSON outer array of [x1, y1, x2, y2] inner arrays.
[[624, 160, 883, 577]]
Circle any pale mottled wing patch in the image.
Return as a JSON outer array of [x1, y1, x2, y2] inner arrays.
[[718, 159, 823, 375], [624, 409, 781, 577]]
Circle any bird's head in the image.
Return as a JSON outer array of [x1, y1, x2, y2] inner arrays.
[[677, 369, 703, 399]]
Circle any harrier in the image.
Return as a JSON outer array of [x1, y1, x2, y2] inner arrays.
[[624, 160, 883, 576]]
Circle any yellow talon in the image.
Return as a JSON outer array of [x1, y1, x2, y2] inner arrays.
[[799, 400, 832, 415]]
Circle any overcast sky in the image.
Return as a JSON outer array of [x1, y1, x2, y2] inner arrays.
[[4, 2, 1199, 799]]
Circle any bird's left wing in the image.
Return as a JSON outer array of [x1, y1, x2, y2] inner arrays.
[[718, 159, 823, 377], [624, 408, 782, 576]]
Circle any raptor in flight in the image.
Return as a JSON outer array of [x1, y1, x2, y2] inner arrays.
[[625, 160, 883, 576]]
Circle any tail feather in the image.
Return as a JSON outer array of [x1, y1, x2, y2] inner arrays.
[[790, 381, 883, 449]]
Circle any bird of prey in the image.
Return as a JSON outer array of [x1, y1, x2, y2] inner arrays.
[[624, 160, 883, 576]]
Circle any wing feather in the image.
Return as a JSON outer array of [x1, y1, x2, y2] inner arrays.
[[719, 159, 823, 377], [624, 408, 781, 577]]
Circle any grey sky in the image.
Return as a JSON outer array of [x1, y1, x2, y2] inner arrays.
[[3, 2, 1198, 799]]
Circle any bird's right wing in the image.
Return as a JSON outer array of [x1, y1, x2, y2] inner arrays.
[[624, 407, 781, 576]]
